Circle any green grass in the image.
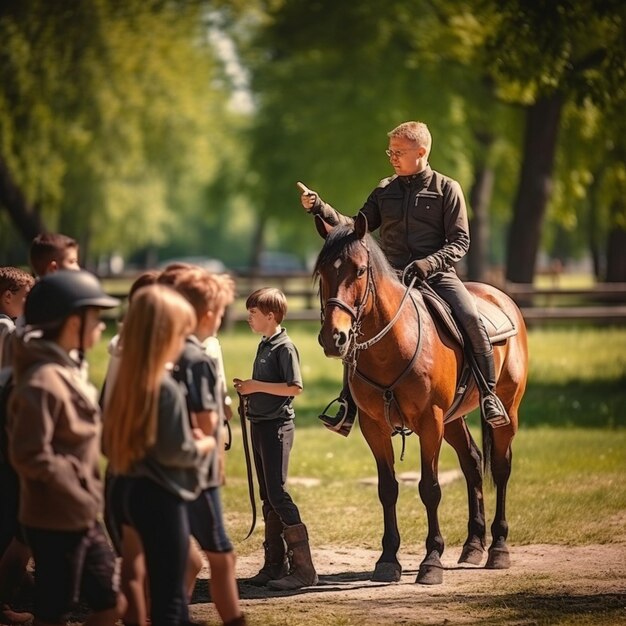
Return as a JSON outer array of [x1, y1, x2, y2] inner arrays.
[[88, 322, 626, 553], [91, 322, 626, 428]]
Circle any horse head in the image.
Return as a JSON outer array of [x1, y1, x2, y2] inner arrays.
[[313, 212, 371, 359]]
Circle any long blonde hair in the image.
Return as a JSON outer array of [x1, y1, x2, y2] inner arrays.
[[103, 284, 196, 473]]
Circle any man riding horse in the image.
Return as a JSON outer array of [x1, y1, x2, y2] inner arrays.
[[300, 120, 508, 433]]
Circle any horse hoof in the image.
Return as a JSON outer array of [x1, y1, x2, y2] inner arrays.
[[416, 552, 444, 585], [458, 543, 484, 566], [416, 563, 443, 585], [486, 547, 510, 569], [371, 561, 402, 582]]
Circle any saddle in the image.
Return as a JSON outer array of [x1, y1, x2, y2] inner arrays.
[[420, 287, 517, 347], [419, 286, 517, 422]]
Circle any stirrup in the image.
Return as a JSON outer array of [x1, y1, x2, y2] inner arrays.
[[481, 394, 510, 428], [318, 397, 355, 436]]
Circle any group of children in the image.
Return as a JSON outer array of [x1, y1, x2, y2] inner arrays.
[[0, 233, 317, 626]]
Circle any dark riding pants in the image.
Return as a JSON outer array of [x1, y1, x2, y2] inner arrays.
[[124, 477, 191, 626], [427, 272, 491, 355], [250, 419, 302, 526]]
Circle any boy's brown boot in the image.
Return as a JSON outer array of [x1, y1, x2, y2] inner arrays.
[[0, 603, 34, 624], [267, 523, 318, 591], [224, 614, 247, 626], [244, 511, 287, 586]]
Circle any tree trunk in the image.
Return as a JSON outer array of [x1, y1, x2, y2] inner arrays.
[[505, 94, 564, 284], [0, 155, 46, 241], [605, 199, 626, 282], [467, 151, 495, 282], [586, 174, 603, 280]]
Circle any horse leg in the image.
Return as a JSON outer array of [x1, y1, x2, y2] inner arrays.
[[360, 415, 402, 582], [485, 425, 515, 569], [443, 417, 486, 565], [416, 421, 445, 585]]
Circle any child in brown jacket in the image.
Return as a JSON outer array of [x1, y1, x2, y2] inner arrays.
[[7, 270, 125, 625]]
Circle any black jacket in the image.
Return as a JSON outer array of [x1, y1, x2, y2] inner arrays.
[[312, 165, 470, 273]]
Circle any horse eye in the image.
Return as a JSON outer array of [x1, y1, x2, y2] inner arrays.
[[357, 266, 367, 278]]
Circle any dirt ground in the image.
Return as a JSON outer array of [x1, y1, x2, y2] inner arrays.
[[188, 542, 626, 625]]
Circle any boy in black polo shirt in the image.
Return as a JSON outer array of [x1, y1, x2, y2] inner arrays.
[[234, 287, 317, 591]]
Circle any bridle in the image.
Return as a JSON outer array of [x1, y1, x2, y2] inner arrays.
[[320, 241, 374, 359], [318, 241, 422, 459], [320, 240, 417, 363]]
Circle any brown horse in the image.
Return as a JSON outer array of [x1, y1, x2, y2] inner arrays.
[[313, 212, 528, 585]]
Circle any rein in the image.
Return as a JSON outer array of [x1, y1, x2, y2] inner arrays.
[[355, 275, 416, 350]]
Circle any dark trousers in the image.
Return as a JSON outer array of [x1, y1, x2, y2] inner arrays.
[[125, 477, 191, 626], [24, 523, 118, 623], [250, 419, 301, 526], [0, 464, 19, 555], [428, 272, 491, 355]]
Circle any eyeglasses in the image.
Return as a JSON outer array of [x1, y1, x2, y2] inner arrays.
[[385, 149, 417, 159]]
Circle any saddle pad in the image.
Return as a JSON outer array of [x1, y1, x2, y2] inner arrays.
[[477, 298, 517, 343], [420, 288, 517, 346]]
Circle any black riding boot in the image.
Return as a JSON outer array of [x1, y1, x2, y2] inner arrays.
[[318, 385, 357, 436], [474, 350, 510, 428]]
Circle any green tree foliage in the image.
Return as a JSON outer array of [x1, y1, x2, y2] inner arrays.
[[2, 0, 622, 280], [483, 0, 626, 281], [0, 0, 230, 261], [239, 0, 529, 277], [242, 0, 488, 262]]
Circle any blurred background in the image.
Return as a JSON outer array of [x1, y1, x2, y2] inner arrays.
[[1, 0, 625, 286]]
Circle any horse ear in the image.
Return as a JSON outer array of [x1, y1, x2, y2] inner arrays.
[[314, 215, 333, 239], [354, 211, 368, 239]]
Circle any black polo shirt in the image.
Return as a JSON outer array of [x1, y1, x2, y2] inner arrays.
[[172, 335, 222, 488], [246, 328, 302, 423]]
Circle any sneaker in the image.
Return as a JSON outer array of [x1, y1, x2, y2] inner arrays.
[[481, 394, 510, 428]]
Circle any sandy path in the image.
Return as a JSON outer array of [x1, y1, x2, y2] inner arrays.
[[188, 542, 626, 625]]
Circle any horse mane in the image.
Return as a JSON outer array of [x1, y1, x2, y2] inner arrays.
[[313, 224, 400, 283]]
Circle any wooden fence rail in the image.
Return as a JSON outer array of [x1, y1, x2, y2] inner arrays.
[[108, 274, 626, 326], [226, 277, 626, 326]]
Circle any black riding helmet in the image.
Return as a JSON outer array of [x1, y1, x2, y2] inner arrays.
[[25, 269, 120, 328]]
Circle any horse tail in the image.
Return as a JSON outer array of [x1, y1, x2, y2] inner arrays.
[[481, 416, 493, 484]]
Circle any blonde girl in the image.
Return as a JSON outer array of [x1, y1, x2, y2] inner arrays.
[[103, 285, 214, 626]]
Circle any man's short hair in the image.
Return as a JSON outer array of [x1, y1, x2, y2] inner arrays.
[[246, 287, 288, 324], [388, 121, 432, 154], [29, 232, 78, 277]]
